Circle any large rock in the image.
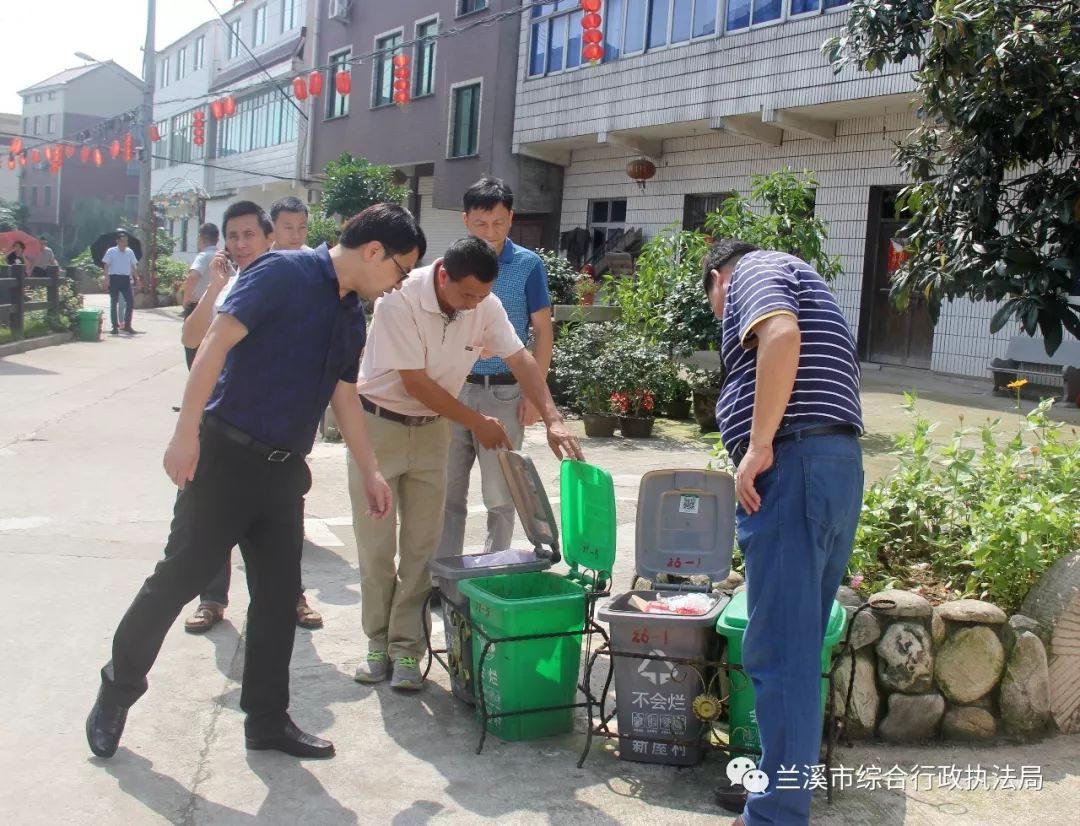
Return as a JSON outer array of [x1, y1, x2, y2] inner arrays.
[[1000, 632, 1052, 734], [1003, 614, 1047, 652], [931, 610, 946, 645], [935, 599, 1007, 626], [876, 622, 935, 693], [843, 607, 882, 651], [831, 648, 879, 739], [878, 692, 945, 742], [942, 706, 997, 742], [935, 626, 1006, 704], [869, 590, 933, 620]]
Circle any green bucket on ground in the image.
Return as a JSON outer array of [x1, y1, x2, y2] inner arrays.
[[76, 308, 102, 342], [715, 591, 847, 752]]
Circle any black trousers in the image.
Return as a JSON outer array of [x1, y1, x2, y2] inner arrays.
[[99, 426, 311, 733], [108, 275, 135, 329]]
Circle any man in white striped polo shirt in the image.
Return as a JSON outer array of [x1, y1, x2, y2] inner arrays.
[[703, 240, 864, 826]]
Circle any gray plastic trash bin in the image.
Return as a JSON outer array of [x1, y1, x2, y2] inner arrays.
[[598, 468, 737, 766], [429, 451, 560, 705]]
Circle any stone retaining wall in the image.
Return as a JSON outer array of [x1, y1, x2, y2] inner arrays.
[[832, 588, 1054, 742]]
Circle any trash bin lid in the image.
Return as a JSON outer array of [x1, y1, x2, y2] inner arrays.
[[499, 451, 560, 562], [717, 591, 847, 638], [635, 469, 735, 585], [559, 459, 616, 581]]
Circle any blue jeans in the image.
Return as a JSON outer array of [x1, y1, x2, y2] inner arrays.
[[737, 432, 863, 826], [108, 274, 134, 329]]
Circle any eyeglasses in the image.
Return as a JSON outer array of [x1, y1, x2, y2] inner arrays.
[[389, 255, 410, 281]]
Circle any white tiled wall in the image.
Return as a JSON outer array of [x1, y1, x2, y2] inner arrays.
[[555, 110, 1007, 378]]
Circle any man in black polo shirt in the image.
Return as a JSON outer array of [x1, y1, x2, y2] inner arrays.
[[86, 204, 425, 760]]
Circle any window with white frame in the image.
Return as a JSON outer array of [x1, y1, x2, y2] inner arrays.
[[253, 5, 268, 47], [160, 57, 170, 88], [21, 117, 28, 135], [457, 0, 487, 16], [589, 199, 628, 260], [282, 0, 301, 31], [32, 116, 39, 135], [152, 119, 169, 169], [218, 89, 300, 155], [726, 0, 850, 31], [372, 32, 403, 108], [414, 19, 438, 98], [194, 36, 205, 69], [228, 19, 242, 59], [449, 82, 481, 158], [176, 47, 187, 79], [326, 49, 352, 119], [46, 114, 56, 134]]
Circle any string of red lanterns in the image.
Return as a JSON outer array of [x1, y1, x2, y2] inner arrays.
[[580, 0, 604, 64], [392, 53, 411, 106]]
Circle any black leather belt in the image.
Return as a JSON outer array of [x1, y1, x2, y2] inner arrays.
[[466, 373, 517, 386], [360, 395, 440, 427], [203, 414, 295, 462], [730, 424, 858, 465]]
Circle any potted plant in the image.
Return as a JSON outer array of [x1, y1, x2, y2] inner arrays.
[[687, 366, 724, 433], [552, 321, 620, 437], [665, 374, 693, 420], [607, 330, 677, 438], [574, 274, 600, 306]]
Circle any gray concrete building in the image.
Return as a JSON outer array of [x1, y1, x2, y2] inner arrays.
[[311, 0, 565, 256]]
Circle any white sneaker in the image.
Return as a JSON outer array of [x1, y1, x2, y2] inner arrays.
[[353, 651, 389, 683]]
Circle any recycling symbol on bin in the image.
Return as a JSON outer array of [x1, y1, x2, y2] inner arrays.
[[637, 650, 674, 686]]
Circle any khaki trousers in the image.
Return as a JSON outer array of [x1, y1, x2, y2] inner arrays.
[[348, 411, 451, 660]]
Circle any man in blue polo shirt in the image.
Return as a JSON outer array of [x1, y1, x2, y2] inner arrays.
[[86, 204, 425, 762], [435, 177, 553, 560], [702, 240, 863, 826]]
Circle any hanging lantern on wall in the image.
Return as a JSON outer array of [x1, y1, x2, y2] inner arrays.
[[626, 157, 657, 192], [335, 70, 351, 96], [31, 148, 41, 164], [149, 124, 161, 143], [110, 139, 121, 159], [10, 138, 21, 155], [93, 148, 104, 167], [292, 76, 308, 100], [211, 99, 224, 120], [308, 69, 323, 96], [580, 0, 604, 64], [392, 53, 411, 106], [193, 108, 206, 122], [65, 143, 76, 158], [123, 132, 134, 162], [224, 95, 236, 117], [80, 146, 91, 163]]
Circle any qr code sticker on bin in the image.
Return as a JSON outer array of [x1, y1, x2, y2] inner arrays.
[[678, 495, 700, 515]]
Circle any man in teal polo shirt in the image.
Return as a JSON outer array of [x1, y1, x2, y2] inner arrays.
[[435, 177, 553, 560]]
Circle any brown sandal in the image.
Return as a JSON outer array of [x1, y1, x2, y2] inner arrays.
[[296, 595, 323, 629], [184, 602, 225, 634]]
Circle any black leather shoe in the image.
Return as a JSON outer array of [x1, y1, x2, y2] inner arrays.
[[86, 688, 128, 758], [245, 720, 335, 759]]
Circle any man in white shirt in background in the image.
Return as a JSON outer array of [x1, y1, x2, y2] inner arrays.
[[102, 231, 141, 335], [32, 235, 58, 277], [181, 223, 220, 369], [350, 236, 583, 691]]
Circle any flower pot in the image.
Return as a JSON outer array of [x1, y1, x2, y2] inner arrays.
[[580, 293, 595, 306], [582, 413, 618, 437], [666, 396, 691, 420], [618, 415, 655, 438], [692, 390, 720, 434]]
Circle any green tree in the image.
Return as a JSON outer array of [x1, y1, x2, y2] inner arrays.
[[0, 199, 28, 231], [826, 0, 1080, 354], [63, 197, 125, 261], [305, 203, 341, 249], [321, 153, 408, 220]]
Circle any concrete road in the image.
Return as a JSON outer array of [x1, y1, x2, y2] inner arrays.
[[1, 298, 1077, 825]]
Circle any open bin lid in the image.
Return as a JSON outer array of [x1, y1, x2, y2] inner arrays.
[[635, 469, 735, 586], [559, 459, 617, 585], [429, 451, 559, 582]]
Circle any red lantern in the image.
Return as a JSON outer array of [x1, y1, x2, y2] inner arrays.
[[583, 43, 604, 63], [224, 95, 236, 116], [80, 146, 91, 163], [10, 138, 21, 155], [393, 91, 409, 105], [50, 162, 60, 176], [31, 148, 41, 164], [194, 135, 205, 146], [580, 0, 602, 11], [110, 140, 121, 159], [93, 148, 103, 167], [582, 13, 602, 29], [335, 70, 351, 96], [65, 143, 76, 158], [308, 70, 323, 96], [193, 108, 205, 121], [292, 76, 308, 100], [393, 79, 409, 92], [211, 99, 224, 120], [392, 54, 409, 68], [394, 66, 409, 80], [626, 157, 657, 191], [149, 124, 161, 142], [583, 29, 603, 44]]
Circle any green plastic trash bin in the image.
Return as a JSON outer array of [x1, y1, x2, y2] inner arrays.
[[77, 308, 102, 342], [716, 591, 847, 752], [459, 459, 616, 741]]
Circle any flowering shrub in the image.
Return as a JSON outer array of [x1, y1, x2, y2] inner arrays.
[[611, 390, 655, 417]]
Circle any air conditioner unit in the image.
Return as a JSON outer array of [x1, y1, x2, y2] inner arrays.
[[328, 0, 352, 22]]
